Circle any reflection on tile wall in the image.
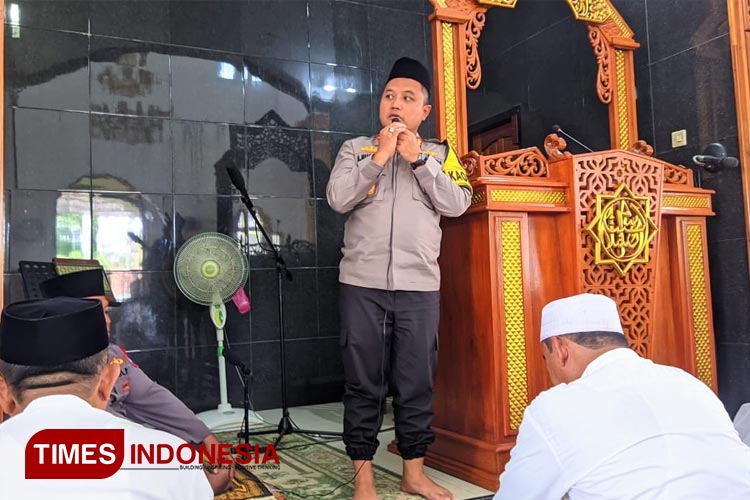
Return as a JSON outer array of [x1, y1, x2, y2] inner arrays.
[[3, 0, 433, 412]]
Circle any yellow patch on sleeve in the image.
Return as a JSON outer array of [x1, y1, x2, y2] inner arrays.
[[367, 184, 376, 197], [442, 147, 473, 193], [360, 146, 378, 153]]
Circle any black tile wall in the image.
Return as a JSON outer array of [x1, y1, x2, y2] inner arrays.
[[90, 1, 171, 44], [468, 7, 611, 152], [169, 1, 244, 54], [90, 37, 171, 117], [4, 1, 89, 34], [244, 58, 311, 129], [8, 108, 90, 190], [170, 47, 244, 124], [6, 26, 89, 111], [91, 115, 172, 193], [240, 0, 309, 61], [4, 0, 433, 412], [309, 1, 369, 67]]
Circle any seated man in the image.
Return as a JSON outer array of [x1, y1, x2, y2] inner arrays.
[[0, 297, 213, 499], [40, 269, 232, 494], [495, 293, 750, 500]]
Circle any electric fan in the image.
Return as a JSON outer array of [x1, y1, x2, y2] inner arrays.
[[173, 232, 262, 431]]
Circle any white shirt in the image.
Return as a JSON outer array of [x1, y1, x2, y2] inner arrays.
[[495, 348, 750, 500], [0, 394, 213, 500]]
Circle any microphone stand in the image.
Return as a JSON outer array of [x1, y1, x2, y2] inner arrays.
[[553, 125, 594, 153], [228, 167, 342, 448], [224, 350, 253, 446]]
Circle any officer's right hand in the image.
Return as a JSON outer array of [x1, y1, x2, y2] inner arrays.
[[372, 122, 407, 166]]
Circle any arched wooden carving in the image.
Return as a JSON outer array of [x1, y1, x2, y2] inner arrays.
[[429, 0, 640, 152]]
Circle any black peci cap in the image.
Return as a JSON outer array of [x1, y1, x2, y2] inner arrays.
[[0, 297, 108, 366], [40, 269, 119, 306], [386, 57, 431, 95]]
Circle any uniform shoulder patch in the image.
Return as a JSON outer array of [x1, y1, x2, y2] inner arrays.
[[441, 144, 472, 193]]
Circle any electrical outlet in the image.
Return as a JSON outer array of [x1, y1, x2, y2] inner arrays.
[[671, 129, 687, 148]]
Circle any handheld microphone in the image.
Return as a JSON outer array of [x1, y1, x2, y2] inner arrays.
[[552, 124, 594, 153], [391, 117, 401, 123]]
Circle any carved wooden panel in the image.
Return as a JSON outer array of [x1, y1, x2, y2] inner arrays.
[[574, 154, 664, 356], [463, 147, 549, 179]]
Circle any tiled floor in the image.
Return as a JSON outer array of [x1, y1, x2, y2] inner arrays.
[[253, 402, 494, 500]]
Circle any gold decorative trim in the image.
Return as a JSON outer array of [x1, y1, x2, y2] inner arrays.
[[500, 221, 528, 430], [615, 49, 629, 149], [567, 0, 609, 23], [471, 191, 486, 205], [663, 195, 710, 209], [686, 225, 712, 388], [491, 189, 566, 204], [586, 183, 658, 276], [566, 0, 630, 36], [442, 22, 458, 148], [478, 0, 517, 6]]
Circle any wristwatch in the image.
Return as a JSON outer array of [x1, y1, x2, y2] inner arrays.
[[410, 152, 429, 170]]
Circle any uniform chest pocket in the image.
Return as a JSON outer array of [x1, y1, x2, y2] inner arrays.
[[412, 180, 434, 210], [355, 177, 386, 208]]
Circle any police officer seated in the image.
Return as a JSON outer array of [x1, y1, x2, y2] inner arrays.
[[39, 269, 233, 494], [0, 297, 213, 499]]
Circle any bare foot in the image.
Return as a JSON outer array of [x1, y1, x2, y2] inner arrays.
[[401, 458, 454, 500], [352, 460, 381, 500]]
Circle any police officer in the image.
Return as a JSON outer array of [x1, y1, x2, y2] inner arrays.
[[0, 296, 213, 499], [327, 57, 471, 500], [40, 269, 232, 494]]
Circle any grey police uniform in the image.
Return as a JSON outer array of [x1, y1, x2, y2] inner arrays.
[[108, 343, 211, 444], [327, 135, 471, 460]]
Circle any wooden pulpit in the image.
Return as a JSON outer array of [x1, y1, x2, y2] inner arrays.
[[425, 136, 717, 490]]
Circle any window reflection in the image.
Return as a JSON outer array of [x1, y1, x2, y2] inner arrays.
[[55, 193, 91, 260], [93, 196, 144, 270]]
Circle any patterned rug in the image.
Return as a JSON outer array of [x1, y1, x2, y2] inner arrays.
[[215, 429, 425, 500]]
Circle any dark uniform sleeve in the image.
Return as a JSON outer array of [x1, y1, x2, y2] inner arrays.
[[108, 345, 211, 444]]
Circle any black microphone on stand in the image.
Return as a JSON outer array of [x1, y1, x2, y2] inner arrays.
[[223, 347, 250, 374], [224, 161, 340, 447], [552, 124, 594, 153], [226, 165, 292, 281], [226, 165, 250, 201]]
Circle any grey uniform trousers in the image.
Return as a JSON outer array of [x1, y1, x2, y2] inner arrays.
[[339, 283, 440, 461]]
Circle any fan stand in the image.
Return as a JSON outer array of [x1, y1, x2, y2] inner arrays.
[[197, 303, 264, 431]]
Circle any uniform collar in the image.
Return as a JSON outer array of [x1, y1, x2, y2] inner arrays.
[[581, 347, 637, 378]]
